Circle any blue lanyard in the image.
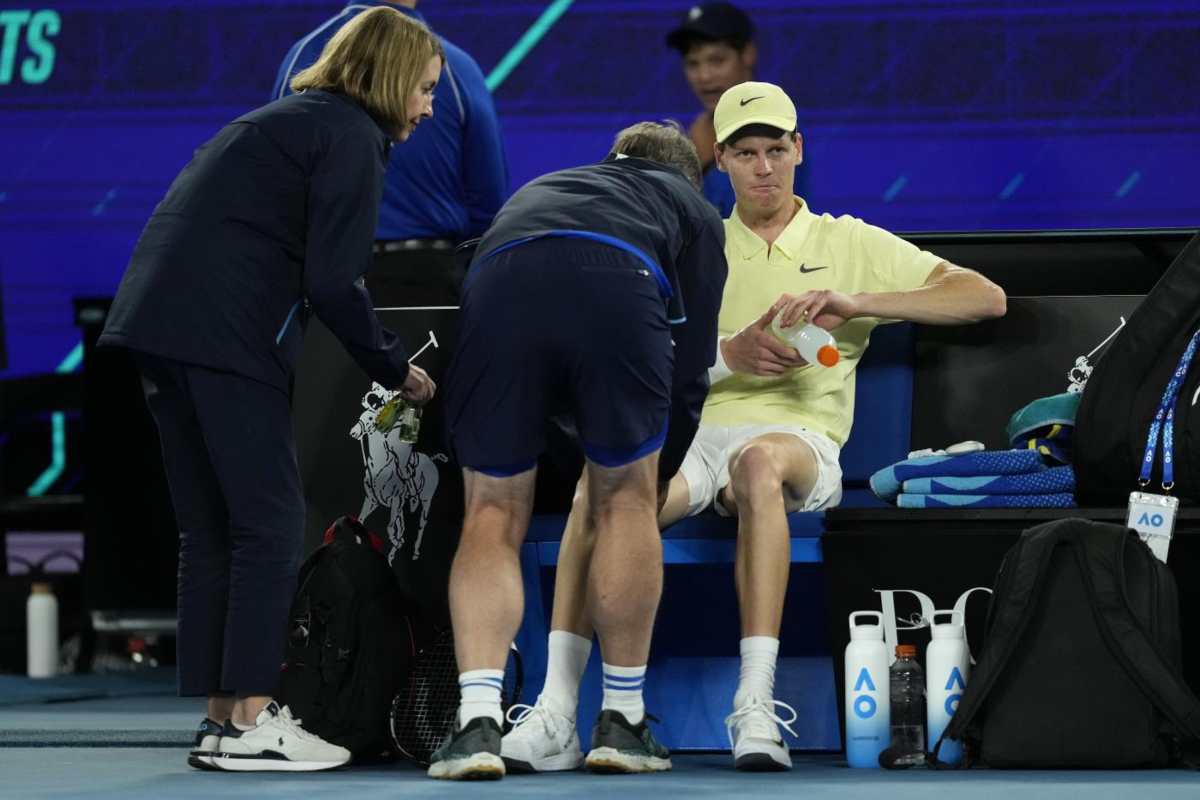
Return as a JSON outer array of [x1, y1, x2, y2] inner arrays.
[[1140, 329, 1200, 491]]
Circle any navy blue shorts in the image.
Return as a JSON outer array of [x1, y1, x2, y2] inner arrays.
[[445, 237, 673, 476]]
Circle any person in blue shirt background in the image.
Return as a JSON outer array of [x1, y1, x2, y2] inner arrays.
[[274, 0, 509, 305], [666, 2, 807, 217]]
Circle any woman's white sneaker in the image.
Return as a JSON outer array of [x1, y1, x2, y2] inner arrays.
[[500, 696, 584, 772], [187, 717, 224, 770], [211, 701, 351, 772]]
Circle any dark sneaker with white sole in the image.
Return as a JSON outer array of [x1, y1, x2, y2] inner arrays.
[[584, 710, 672, 773], [427, 716, 505, 780], [210, 701, 351, 772], [187, 717, 224, 770]]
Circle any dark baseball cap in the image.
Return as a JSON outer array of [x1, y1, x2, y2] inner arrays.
[[665, 3, 755, 52]]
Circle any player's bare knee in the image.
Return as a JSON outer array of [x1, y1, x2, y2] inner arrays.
[[729, 444, 784, 508]]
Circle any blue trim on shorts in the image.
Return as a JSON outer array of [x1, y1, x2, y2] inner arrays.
[[478, 230, 674, 302], [583, 418, 669, 468], [470, 459, 539, 478]]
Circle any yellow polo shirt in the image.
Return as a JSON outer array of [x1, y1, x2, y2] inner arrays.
[[701, 197, 943, 446]]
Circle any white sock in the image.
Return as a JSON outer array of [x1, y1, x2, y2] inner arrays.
[[601, 663, 646, 726], [734, 636, 780, 708], [458, 669, 504, 727], [541, 631, 591, 717]]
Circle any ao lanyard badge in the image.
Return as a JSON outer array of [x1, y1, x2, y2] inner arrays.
[[1127, 329, 1200, 562]]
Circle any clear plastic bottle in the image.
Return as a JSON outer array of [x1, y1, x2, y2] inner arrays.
[[889, 644, 926, 766], [771, 313, 840, 367]]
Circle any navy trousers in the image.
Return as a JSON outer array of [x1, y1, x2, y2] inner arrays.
[[137, 354, 304, 697]]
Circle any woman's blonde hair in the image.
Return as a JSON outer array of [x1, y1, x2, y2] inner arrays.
[[290, 7, 443, 138]]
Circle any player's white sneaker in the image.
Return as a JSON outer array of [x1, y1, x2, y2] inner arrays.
[[725, 696, 797, 771], [212, 701, 351, 772], [500, 695, 584, 772]]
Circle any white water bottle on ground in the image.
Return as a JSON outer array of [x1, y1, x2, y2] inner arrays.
[[772, 313, 840, 368], [926, 609, 969, 764], [27, 582, 59, 678], [844, 611, 890, 767]]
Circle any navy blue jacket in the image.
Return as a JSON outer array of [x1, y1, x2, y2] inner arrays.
[[273, 2, 508, 240], [475, 157, 728, 397], [100, 90, 411, 391]]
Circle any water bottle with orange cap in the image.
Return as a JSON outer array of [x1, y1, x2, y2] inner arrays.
[[770, 310, 840, 368]]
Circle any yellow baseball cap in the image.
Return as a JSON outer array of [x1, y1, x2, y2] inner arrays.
[[713, 81, 797, 144]]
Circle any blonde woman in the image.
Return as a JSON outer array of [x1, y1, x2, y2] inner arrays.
[[99, 7, 441, 772]]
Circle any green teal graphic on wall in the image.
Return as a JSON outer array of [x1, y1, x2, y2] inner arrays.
[[0, 9, 59, 85]]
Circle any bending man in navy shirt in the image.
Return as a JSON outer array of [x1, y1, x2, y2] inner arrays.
[[427, 122, 728, 780], [275, 0, 509, 304]]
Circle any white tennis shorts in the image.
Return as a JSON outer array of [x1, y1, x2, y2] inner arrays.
[[678, 423, 843, 518]]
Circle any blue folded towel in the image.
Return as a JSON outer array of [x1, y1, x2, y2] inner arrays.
[[897, 492, 1076, 509], [902, 466, 1075, 496], [870, 449, 1046, 502]]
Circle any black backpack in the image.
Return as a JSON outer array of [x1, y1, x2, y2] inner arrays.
[[934, 518, 1200, 768], [279, 516, 414, 758], [1075, 233, 1200, 504]]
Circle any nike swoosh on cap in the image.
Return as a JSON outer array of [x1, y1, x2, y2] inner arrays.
[[798, 264, 830, 274], [739, 96, 764, 106]]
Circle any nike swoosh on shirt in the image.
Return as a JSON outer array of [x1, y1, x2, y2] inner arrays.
[[739, 96, 764, 106], [798, 264, 830, 274]]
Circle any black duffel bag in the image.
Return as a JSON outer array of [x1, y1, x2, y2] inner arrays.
[[933, 518, 1200, 768], [1075, 233, 1200, 505]]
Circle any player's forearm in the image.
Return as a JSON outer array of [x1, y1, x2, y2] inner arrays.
[[853, 265, 1006, 325]]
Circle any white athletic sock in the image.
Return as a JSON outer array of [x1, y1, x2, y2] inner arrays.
[[541, 631, 591, 717], [734, 636, 780, 709], [458, 669, 504, 727], [601, 663, 646, 726]]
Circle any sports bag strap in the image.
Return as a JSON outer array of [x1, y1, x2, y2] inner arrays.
[[940, 520, 1071, 745], [1075, 526, 1200, 744], [315, 559, 359, 686]]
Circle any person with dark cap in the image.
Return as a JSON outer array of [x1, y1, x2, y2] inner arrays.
[[274, 1, 509, 305], [665, 2, 805, 216]]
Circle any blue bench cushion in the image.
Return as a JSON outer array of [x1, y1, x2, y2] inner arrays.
[[840, 322, 915, 486]]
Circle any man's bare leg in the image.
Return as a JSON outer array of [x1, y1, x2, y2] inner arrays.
[[586, 452, 662, 669], [582, 451, 673, 774], [504, 463, 693, 771], [721, 434, 819, 639], [449, 467, 537, 725], [718, 433, 821, 771]]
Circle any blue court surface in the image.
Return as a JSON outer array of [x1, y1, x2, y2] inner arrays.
[[2, 674, 1198, 799]]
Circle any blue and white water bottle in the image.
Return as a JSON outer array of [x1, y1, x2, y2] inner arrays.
[[845, 611, 890, 767], [926, 609, 969, 764]]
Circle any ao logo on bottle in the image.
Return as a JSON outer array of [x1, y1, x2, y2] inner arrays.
[[943, 666, 966, 716], [852, 667, 878, 719]]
